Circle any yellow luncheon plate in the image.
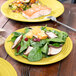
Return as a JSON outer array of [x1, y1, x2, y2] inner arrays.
[[5, 26, 73, 65], [1, 0, 64, 22], [0, 58, 17, 76]]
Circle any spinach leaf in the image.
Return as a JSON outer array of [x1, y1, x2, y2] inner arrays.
[[9, 36, 17, 42], [13, 32, 22, 36], [30, 41, 39, 47], [30, 39, 47, 47], [28, 47, 42, 62], [25, 28, 31, 34], [47, 38, 65, 42], [42, 53, 50, 58], [39, 39, 47, 46], [18, 39, 30, 54], [41, 25, 47, 32], [50, 42, 64, 47], [41, 43, 48, 54], [58, 31, 68, 41], [47, 31, 68, 42], [9, 32, 22, 42], [22, 55, 28, 58]]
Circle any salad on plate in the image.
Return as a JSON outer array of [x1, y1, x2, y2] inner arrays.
[[9, 26, 68, 62]]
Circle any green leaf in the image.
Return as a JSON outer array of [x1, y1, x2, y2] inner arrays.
[[51, 42, 64, 47], [28, 47, 42, 62], [22, 55, 28, 58], [25, 28, 31, 34], [41, 43, 48, 54], [47, 38, 65, 42], [42, 53, 50, 58], [19, 39, 30, 54], [41, 25, 47, 32], [30, 39, 47, 47], [23, 6, 31, 11], [39, 39, 47, 46], [9, 36, 17, 42], [15, 52, 19, 56], [9, 32, 23, 42], [13, 32, 21, 36], [58, 31, 68, 41]]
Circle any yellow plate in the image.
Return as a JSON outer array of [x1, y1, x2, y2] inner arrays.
[[1, 0, 64, 22], [4, 26, 73, 65], [0, 58, 17, 76]]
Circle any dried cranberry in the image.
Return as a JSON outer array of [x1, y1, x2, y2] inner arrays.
[[25, 38, 28, 41], [33, 38, 37, 42], [17, 45, 21, 53], [37, 38, 41, 42]]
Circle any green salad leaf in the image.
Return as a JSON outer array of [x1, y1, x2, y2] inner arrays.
[[41, 43, 48, 54], [25, 27, 31, 34], [30, 39, 47, 47], [9, 36, 17, 42], [47, 38, 65, 42], [9, 32, 22, 42], [47, 31, 68, 43], [41, 25, 47, 32], [22, 55, 28, 58], [50, 42, 64, 47], [28, 47, 42, 62], [18, 39, 30, 54], [58, 31, 68, 41], [13, 32, 22, 36]]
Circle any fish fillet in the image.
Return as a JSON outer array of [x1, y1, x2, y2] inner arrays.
[[22, 4, 51, 19]]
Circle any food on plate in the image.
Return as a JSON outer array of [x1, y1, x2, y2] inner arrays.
[[9, 0, 51, 19], [9, 26, 68, 62], [22, 4, 51, 19], [9, 0, 32, 13]]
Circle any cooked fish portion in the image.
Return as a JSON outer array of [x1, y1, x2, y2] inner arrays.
[[46, 32, 57, 38], [24, 46, 33, 55], [12, 35, 23, 49], [22, 4, 51, 19], [48, 46, 62, 55]]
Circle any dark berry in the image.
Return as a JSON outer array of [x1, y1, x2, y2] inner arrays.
[[25, 38, 28, 41], [17, 45, 21, 53], [37, 38, 41, 42], [33, 38, 37, 42]]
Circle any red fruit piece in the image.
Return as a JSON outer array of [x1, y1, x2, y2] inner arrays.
[[25, 38, 28, 41], [37, 38, 41, 42], [33, 38, 37, 42], [17, 45, 21, 53]]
